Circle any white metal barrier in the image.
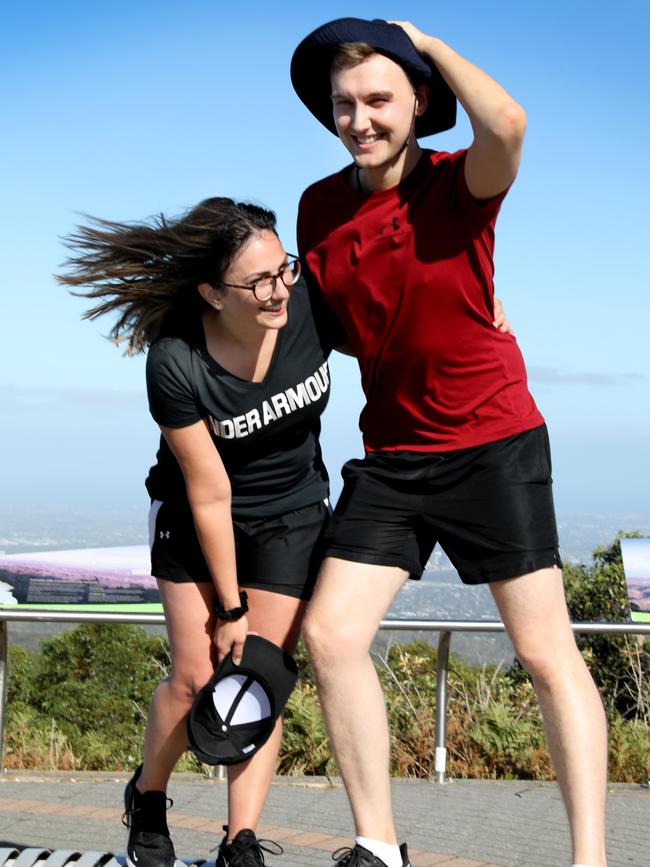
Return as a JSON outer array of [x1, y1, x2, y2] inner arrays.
[[1, 611, 649, 784]]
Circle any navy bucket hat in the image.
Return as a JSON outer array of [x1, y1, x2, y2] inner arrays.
[[187, 635, 298, 766], [290, 17, 456, 138]]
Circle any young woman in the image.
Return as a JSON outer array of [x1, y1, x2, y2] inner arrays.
[[58, 197, 336, 867], [58, 196, 512, 867]]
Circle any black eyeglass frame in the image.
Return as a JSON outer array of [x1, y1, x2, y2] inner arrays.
[[213, 254, 301, 302]]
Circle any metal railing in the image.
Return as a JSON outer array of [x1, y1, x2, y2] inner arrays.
[[1, 610, 649, 783]]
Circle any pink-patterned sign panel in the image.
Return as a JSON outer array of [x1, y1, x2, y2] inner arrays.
[[0, 545, 161, 612]]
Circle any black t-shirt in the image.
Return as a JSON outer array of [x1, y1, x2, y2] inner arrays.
[[145, 278, 334, 518]]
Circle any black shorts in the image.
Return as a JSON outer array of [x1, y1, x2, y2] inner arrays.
[[324, 424, 561, 585], [149, 499, 330, 599]]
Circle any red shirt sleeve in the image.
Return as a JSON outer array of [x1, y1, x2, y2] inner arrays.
[[450, 149, 510, 233]]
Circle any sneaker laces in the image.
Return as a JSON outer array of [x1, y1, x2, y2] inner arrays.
[[332, 847, 379, 866], [217, 829, 283, 866], [122, 795, 174, 830]]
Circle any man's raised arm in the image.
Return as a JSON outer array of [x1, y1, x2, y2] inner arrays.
[[391, 21, 526, 199]]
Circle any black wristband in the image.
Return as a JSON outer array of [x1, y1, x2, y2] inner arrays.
[[213, 590, 248, 622]]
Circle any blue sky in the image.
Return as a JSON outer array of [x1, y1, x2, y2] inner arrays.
[[1, 0, 649, 516]]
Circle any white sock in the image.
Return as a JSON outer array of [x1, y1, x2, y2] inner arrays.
[[356, 836, 403, 867], [572, 864, 596, 866]]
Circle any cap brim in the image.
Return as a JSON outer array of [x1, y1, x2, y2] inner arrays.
[[187, 635, 298, 766], [188, 714, 271, 765]]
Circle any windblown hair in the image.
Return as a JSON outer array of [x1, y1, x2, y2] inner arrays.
[[57, 197, 277, 354]]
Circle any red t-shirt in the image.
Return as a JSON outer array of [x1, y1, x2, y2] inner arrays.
[[297, 149, 544, 453]]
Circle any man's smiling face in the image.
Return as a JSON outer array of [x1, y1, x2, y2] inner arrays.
[[330, 52, 425, 171]]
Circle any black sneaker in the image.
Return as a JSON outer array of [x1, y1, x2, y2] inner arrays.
[[215, 827, 283, 866], [123, 764, 176, 867], [332, 843, 410, 867]]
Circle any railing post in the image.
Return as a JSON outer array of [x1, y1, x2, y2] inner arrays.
[[0, 620, 7, 770], [204, 763, 227, 781], [434, 630, 451, 784]]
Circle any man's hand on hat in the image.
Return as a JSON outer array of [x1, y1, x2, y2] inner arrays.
[[214, 617, 248, 666], [388, 20, 431, 55]]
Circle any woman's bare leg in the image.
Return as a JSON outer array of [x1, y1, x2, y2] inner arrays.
[[138, 579, 217, 793], [226, 587, 306, 837], [137, 579, 306, 839]]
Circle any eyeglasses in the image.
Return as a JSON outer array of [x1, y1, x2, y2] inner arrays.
[[215, 255, 301, 302]]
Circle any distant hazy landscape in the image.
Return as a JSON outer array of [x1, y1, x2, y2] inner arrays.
[[1, 504, 648, 666]]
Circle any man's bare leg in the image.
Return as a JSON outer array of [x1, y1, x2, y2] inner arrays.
[[490, 567, 608, 867], [303, 557, 408, 844]]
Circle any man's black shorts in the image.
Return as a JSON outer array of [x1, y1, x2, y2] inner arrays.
[[149, 499, 330, 599], [323, 424, 561, 585]]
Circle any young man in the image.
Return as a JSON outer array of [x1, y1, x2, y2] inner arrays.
[[291, 18, 608, 867]]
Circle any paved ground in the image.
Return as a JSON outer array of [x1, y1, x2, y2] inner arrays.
[[0, 772, 647, 867]]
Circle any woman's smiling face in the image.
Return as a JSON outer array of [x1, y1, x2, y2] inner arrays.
[[213, 230, 293, 332]]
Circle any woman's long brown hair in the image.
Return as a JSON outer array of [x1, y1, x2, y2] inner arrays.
[[57, 197, 277, 354]]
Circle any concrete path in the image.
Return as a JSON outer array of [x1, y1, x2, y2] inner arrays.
[[0, 772, 647, 867]]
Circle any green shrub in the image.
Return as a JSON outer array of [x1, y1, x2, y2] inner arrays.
[[7, 645, 38, 705], [608, 716, 650, 782], [563, 533, 650, 722], [4, 705, 78, 769], [4, 538, 649, 783], [21, 623, 169, 769], [465, 701, 549, 779], [279, 682, 336, 776]]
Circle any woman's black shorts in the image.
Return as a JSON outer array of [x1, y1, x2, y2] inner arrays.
[[149, 499, 330, 600], [323, 424, 561, 585]]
